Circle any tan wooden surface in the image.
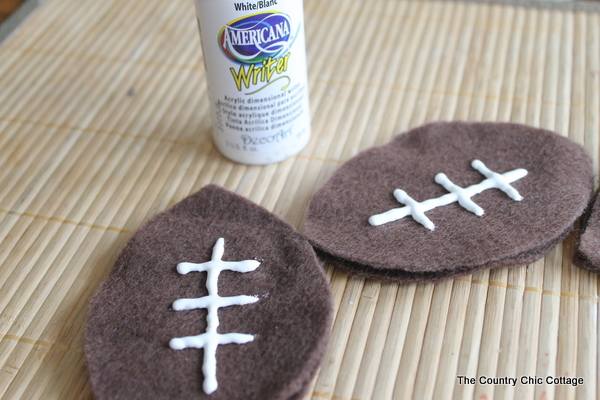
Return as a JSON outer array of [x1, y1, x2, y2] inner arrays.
[[0, 0, 599, 399]]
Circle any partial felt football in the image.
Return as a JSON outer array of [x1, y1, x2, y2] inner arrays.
[[305, 122, 594, 282], [86, 185, 333, 400], [575, 191, 600, 272]]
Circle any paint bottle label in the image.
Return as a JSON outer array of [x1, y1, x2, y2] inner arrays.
[[194, 0, 311, 165]]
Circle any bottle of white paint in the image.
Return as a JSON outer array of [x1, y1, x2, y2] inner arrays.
[[193, 0, 311, 164]]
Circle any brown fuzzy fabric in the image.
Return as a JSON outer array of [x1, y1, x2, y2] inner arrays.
[[85, 185, 333, 400], [317, 224, 572, 283], [305, 122, 593, 282], [575, 190, 600, 272]]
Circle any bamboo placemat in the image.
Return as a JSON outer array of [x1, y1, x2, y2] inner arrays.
[[0, 0, 599, 399]]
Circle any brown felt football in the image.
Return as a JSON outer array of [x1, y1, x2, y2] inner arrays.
[[575, 190, 600, 272], [85, 185, 333, 400], [304, 122, 593, 282]]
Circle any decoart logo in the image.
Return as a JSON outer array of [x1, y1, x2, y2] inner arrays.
[[219, 12, 292, 65]]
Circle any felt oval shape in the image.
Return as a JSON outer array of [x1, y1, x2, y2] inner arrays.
[[305, 122, 593, 281], [86, 185, 333, 400]]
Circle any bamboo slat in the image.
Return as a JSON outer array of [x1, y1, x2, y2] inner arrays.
[[0, 0, 599, 399]]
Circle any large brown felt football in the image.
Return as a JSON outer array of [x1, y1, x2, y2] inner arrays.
[[85, 185, 333, 400], [305, 122, 593, 282]]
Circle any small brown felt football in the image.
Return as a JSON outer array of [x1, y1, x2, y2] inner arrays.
[[304, 122, 594, 282], [85, 185, 333, 400]]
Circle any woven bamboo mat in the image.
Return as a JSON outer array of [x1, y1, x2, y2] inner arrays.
[[0, 0, 599, 399]]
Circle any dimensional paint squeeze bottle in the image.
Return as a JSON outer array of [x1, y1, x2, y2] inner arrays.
[[193, 0, 311, 165]]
